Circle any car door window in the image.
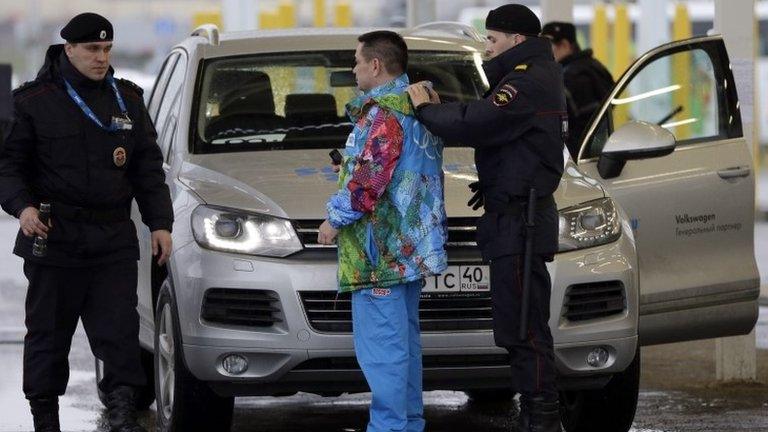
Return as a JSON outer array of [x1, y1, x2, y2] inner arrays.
[[154, 53, 187, 145], [164, 121, 177, 165], [147, 53, 179, 122], [158, 91, 181, 163], [582, 45, 737, 159]]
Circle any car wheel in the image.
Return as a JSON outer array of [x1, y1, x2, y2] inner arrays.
[[560, 348, 640, 432], [95, 349, 156, 411], [154, 280, 234, 432]]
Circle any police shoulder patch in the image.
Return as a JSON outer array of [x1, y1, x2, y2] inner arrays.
[[492, 83, 518, 107]]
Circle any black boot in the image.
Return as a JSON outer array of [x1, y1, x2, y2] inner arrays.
[[518, 395, 561, 432], [29, 397, 61, 432], [104, 386, 147, 432]]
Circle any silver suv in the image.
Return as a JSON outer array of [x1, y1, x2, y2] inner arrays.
[[95, 24, 760, 432]]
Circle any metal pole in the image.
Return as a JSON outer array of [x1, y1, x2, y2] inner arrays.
[[406, 0, 436, 28], [637, 0, 670, 55], [714, 0, 758, 383], [540, 0, 573, 24], [222, 0, 257, 31]]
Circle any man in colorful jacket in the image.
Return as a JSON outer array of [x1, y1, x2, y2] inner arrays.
[[317, 30, 447, 432]]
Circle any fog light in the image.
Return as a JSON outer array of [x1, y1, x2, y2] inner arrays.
[[586, 347, 609, 368], [222, 354, 249, 375]]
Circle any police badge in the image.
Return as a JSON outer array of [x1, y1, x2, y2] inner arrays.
[[493, 84, 518, 107], [113, 147, 127, 167]]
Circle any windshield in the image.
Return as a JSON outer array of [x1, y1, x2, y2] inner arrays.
[[194, 50, 488, 153]]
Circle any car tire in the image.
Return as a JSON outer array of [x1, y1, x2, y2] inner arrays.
[[154, 280, 234, 432], [560, 348, 640, 432], [95, 348, 156, 411]]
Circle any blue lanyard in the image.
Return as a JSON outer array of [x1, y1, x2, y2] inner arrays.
[[63, 75, 128, 132]]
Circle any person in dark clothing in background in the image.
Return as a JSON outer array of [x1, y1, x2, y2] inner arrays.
[[0, 64, 11, 145], [408, 4, 565, 432], [542, 21, 614, 159], [0, 12, 173, 432]]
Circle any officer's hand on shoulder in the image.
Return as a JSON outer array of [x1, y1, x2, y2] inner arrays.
[[151, 229, 172, 266], [406, 83, 438, 109], [423, 83, 441, 104], [19, 207, 50, 238]]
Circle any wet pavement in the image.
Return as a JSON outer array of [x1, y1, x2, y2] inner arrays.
[[0, 217, 766, 431]]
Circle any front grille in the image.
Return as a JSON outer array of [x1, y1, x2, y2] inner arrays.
[[294, 354, 510, 371], [201, 288, 282, 327], [299, 290, 492, 333], [294, 220, 335, 250], [562, 281, 626, 321], [445, 217, 477, 247], [294, 217, 478, 249]]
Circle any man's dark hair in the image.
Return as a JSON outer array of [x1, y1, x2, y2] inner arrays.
[[357, 30, 408, 75]]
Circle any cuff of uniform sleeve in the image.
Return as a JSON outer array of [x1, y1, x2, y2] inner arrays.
[[414, 102, 433, 113], [5, 194, 34, 219], [147, 219, 173, 233], [414, 103, 438, 123]]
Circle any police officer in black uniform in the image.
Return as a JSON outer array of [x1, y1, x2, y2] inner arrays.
[[542, 21, 614, 159], [407, 4, 564, 432], [0, 13, 173, 432]]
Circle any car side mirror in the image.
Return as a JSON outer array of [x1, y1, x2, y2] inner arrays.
[[598, 121, 676, 179]]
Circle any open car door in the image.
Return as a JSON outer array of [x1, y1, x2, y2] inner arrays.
[[576, 35, 759, 345]]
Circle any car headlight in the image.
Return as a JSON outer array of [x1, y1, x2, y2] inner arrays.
[[558, 198, 621, 252], [191, 205, 302, 257]]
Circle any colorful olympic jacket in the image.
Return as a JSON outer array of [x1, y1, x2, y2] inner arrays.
[[326, 74, 447, 292]]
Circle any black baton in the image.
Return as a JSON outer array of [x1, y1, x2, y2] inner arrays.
[[519, 188, 537, 341], [32, 202, 51, 258]]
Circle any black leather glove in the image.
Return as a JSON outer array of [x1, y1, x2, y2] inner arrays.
[[467, 181, 484, 211]]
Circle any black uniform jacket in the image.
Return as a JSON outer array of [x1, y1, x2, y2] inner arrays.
[[0, 45, 173, 266], [416, 37, 566, 260], [561, 49, 614, 158]]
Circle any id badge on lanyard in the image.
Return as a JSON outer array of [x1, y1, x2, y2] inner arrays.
[[64, 75, 133, 133]]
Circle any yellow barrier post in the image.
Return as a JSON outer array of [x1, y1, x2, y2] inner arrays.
[[192, 10, 223, 30], [260, 9, 280, 29], [612, 3, 631, 129], [591, 3, 609, 70], [335, 1, 353, 28], [314, 0, 327, 27], [279, 1, 297, 28], [613, 3, 631, 80], [672, 2, 692, 139]]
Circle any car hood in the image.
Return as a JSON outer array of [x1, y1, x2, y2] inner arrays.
[[179, 149, 605, 220]]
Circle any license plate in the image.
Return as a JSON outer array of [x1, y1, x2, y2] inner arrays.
[[423, 265, 490, 293]]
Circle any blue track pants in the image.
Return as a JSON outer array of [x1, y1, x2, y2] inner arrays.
[[351, 280, 424, 432]]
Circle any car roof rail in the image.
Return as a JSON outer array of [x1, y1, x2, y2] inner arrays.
[[406, 21, 484, 43], [191, 24, 220, 46]]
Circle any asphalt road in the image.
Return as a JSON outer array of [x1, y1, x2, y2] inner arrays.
[[0, 216, 766, 432]]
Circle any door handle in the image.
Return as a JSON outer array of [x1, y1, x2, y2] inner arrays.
[[717, 166, 750, 179]]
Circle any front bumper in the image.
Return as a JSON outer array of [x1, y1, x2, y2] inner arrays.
[[169, 231, 638, 396]]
